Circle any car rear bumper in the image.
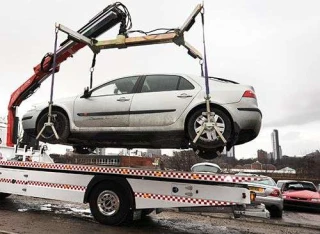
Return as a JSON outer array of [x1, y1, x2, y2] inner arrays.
[[255, 196, 283, 211], [223, 104, 262, 145]]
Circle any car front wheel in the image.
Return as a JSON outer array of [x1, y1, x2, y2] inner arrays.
[[36, 110, 69, 144], [187, 108, 232, 149]]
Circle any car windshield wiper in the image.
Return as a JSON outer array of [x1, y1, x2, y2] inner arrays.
[[207, 76, 239, 84]]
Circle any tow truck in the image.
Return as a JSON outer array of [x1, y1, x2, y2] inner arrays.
[[0, 2, 261, 225]]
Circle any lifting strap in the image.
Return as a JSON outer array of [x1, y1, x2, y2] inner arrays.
[[90, 53, 97, 89], [193, 5, 227, 146], [201, 8, 210, 97], [36, 27, 60, 141]]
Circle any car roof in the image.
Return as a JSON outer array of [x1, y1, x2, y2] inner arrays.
[[191, 162, 221, 168], [278, 180, 314, 183], [235, 173, 269, 178]]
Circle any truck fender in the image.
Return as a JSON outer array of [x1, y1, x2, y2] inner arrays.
[[83, 175, 135, 210]]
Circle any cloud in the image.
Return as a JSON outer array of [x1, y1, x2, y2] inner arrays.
[[282, 131, 301, 141]]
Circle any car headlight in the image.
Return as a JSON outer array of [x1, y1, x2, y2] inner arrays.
[[311, 198, 320, 202], [282, 195, 287, 199]]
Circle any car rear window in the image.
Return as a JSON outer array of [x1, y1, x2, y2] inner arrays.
[[178, 78, 194, 90]]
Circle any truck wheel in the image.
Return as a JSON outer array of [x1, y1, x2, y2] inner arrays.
[[0, 193, 11, 200], [89, 182, 131, 225]]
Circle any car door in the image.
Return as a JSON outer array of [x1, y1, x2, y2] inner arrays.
[[129, 75, 200, 127], [73, 76, 139, 128]]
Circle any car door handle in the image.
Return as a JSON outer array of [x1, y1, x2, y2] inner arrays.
[[117, 97, 130, 102], [177, 93, 193, 98]]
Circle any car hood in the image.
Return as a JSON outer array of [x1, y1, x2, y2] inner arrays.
[[283, 190, 320, 199], [31, 96, 77, 110]]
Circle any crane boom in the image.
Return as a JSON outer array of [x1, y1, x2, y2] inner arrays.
[[7, 3, 129, 146]]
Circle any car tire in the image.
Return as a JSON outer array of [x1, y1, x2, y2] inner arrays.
[[73, 146, 96, 154], [89, 182, 132, 225], [194, 146, 224, 160], [269, 207, 283, 218], [0, 193, 11, 200], [36, 110, 69, 144], [187, 108, 232, 149]]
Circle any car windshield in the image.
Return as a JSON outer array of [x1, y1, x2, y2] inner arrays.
[[284, 182, 317, 192], [191, 165, 221, 173]]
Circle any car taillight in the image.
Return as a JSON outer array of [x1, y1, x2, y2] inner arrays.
[[269, 189, 281, 197], [242, 90, 256, 99]]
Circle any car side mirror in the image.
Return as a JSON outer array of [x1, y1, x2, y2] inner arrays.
[[81, 87, 91, 98]]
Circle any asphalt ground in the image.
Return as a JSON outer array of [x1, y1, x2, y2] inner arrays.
[[0, 195, 319, 234]]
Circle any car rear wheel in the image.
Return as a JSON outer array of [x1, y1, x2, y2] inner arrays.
[[36, 110, 69, 144], [73, 145, 96, 154], [194, 146, 224, 160], [269, 207, 283, 218], [187, 108, 232, 149]]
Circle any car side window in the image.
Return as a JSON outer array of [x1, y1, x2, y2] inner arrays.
[[141, 75, 180, 93], [91, 76, 139, 97], [178, 77, 194, 90]]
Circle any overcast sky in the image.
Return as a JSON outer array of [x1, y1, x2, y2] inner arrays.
[[1, 0, 320, 158]]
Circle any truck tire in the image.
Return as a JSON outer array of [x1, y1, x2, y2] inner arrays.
[[89, 182, 132, 225]]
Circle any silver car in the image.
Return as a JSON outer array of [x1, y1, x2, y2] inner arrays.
[[239, 174, 283, 218], [191, 162, 222, 173], [22, 74, 262, 159]]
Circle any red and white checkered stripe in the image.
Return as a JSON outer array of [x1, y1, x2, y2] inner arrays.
[[0, 161, 260, 183], [0, 178, 86, 191], [0, 178, 26, 185], [135, 192, 235, 206]]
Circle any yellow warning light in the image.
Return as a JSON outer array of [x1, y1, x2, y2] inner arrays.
[[192, 174, 199, 179], [250, 191, 256, 202], [155, 171, 162, 177]]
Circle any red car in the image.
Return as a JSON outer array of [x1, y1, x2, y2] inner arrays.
[[277, 180, 320, 211]]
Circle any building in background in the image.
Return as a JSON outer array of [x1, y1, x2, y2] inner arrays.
[[96, 148, 106, 155], [271, 129, 282, 161], [257, 149, 268, 163], [279, 145, 282, 159], [146, 149, 161, 157], [226, 146, 235, 158]]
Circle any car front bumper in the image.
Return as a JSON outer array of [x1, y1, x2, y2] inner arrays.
[[284, 199, 320, 211], [21, 109, 42, 136]]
